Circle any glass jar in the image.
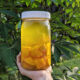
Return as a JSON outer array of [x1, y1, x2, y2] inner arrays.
[[21, 11, 51, 70]]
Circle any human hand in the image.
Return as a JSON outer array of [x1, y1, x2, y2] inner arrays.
[[17, 52, 53, 80]]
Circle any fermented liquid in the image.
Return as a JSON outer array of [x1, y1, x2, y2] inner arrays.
[[21, 20, 51, 70]]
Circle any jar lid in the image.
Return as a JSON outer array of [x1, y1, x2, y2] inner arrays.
[[21, 11, 51, 19]]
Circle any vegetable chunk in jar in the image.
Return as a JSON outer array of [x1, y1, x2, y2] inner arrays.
[[21, 11, 51, 70]]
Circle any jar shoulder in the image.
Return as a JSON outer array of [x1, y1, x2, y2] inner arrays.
[[21, 20, 50, 28]]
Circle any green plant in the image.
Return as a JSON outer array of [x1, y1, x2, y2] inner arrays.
[[52, 56, 80, 80], [0, 0, 80, 80]]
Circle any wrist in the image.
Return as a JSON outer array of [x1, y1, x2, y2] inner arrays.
[[32, 72, 53, 80]]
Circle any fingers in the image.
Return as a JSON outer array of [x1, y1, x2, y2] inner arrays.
[[16, 52, 21, 70], [17, 52, 21, 64], [16, 52, 28, 77], [46, 66, 53, 73]]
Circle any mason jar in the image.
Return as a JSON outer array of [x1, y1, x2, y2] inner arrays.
[[21, 11, 51, 70]]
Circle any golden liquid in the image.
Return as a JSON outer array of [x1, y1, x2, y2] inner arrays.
[[21, 20, 51, 70]]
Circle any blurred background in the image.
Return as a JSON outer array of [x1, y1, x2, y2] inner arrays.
[[0, 0, 80, 80]]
